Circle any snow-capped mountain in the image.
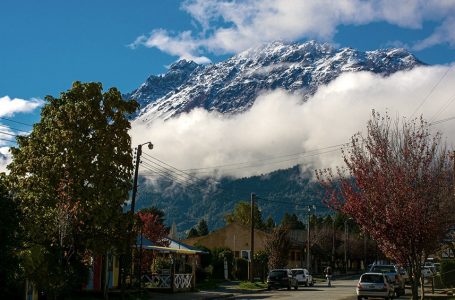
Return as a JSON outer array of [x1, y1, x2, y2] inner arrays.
[[128, 41, 422, 123]]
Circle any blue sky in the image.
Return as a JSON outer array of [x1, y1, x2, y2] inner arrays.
[[1, 0, 455, 150]]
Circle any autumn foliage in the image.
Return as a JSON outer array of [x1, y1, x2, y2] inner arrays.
[[316, 112, 455, 299]]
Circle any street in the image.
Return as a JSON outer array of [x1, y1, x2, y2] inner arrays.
[[232, 279, 414, 300], [233, 279, 358, 300]]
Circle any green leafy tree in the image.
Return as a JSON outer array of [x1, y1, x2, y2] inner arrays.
[[225, 201, 265, 229], [187, 228, 199, 238], [0, 174, 22, 298], [281, 213, 305, 229], [265, 216, 275, 230], [197, 219, 209, 236], [8, 82, 138, 297]]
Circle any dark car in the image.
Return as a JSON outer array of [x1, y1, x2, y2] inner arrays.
[[267, 269, 298, 290]]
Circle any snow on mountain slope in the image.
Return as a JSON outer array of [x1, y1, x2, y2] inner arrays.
[[127, 41, 422, 124]]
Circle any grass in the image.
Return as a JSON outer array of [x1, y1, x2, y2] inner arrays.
[[238, 281, 268, 290], [196, 278, 223, 290]]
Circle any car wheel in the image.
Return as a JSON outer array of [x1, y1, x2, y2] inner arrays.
[[304, 282, 308, 287], [294, 284, 298, 290], [310, 280, 314, 287], [287, 284, 291, 290], [267, 286, 271, 290]]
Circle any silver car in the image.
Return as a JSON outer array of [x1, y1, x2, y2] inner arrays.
[[356, 272, 394, 300]]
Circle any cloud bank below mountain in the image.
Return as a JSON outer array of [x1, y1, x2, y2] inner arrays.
[[130, 64, 455, 179]]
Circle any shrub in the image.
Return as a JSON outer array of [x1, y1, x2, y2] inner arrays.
[[441, 259, 455, 287]]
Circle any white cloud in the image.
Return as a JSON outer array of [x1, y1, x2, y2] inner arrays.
[[132, 0, 455, 60], [130, 64, 455, 179], [413, 17, 455, 50], [0, 147, 11, 173], [0, 96, 43, 117]]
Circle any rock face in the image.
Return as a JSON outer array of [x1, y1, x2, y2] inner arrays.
[[127, 40, 422, 123]]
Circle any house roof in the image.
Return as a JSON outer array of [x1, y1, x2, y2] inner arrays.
[[135, 235, 207, 254]]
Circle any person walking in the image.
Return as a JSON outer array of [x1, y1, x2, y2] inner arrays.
[[324, 266, 333, 287]]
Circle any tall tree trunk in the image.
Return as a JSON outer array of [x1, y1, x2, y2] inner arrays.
[[420, 275, 425, 300]]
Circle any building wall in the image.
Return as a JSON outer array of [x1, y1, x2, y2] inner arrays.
[[182, 223, 270, 256]]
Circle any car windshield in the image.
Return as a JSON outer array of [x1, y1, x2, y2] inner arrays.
[[270, 270, 286, 277], [371, 266, 396, 273], [361, 274, 384, 283], [292, 270, 303, 275]]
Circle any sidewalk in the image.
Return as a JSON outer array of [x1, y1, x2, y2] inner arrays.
[[147, 281, 265, 300]]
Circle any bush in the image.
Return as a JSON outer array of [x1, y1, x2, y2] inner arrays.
[[234, 258, 249, 281], [441, 259, 455, 287]]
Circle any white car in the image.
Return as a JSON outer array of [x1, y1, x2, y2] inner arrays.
[[357, 272, 394, 300], [421, 266, 434, 278], [291, 268, 314, 286]]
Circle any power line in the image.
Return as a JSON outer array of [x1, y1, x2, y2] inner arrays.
[[430, 116, 455, 126], [411, 66, 452, 118], [142, 153, 204, 184], [140, 162, 209, 194], [429, 91, 455, 122], [0, 116, 34, 127], [0, 137, 16, 143], [141, 156, 201, 185], [186, 147, 342, 174], [0, 130, 22, 138]]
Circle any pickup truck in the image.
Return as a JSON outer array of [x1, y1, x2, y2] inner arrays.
[[369, 264, 405, 297]]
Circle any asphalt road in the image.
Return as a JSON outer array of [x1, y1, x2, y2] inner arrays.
[[232, 279, 409, 300]]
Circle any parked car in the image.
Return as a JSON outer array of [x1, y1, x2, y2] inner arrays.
[[291, 268, 314, 286], [356, 272, 395, 300], [369, 264, 405, 297], [421, 266, 435, 278], [267, 269, 299, 290]]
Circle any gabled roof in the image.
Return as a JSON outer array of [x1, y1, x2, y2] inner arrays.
[[134, 235, 207, 254]]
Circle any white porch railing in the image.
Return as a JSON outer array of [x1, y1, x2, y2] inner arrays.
[[143, 273, 193, 290], [174, 273, 192, 289]]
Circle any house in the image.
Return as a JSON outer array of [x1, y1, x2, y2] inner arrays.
[[182, 222, 271, 261]]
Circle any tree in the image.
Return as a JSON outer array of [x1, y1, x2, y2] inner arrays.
[[281, 212, 305, 229], [317, 112, 455, 300], [265, 216, 275, 230], [187, 228, 199, 238], [266, 226, 291, 270], [225, 201, 265, 229], [197, 219, 209, 236], [136, 207, 170, 274], [0, 174, 22, 298], [8, 82, 138, 297], [137, 208, 169, 247]]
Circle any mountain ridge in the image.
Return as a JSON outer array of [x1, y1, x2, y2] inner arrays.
[[127, 40, 422, 123]]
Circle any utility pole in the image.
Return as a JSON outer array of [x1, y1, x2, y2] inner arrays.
[[306, 205, 315, 271], [453, 150, 455, 196], [131, 142, 153, 214], [129, 142, 153, 288], [250, 193, 256, 282], [344, 219, 348, 274]]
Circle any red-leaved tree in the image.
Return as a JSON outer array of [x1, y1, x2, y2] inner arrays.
[[316, 112, 455, 300], [136, 207, 170, 273]]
